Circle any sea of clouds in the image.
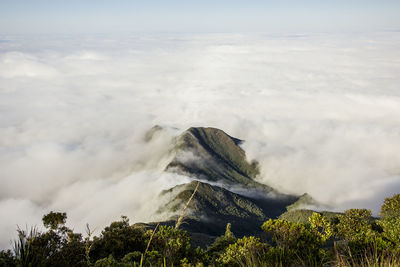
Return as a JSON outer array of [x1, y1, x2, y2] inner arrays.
[[0, 32, 400, 248]]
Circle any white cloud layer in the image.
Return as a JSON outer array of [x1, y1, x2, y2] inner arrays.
[[1, 32, 400, 248]]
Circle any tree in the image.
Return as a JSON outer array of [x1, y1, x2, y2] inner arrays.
[[90, 216, 146, 262], [42, 211, 67, 231], [378, 194, 400, 246], [12, 212, 86, 267], [149, 225, 192, 266], [336, 209, 374, 242], [335, 208, 389, 260], [380, 194, 400, 218], [0, 250, 16, 267]]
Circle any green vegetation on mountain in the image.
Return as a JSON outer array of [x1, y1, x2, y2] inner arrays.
[[161, 181, 266, 220], [279, 209, 340, 224], [166, 127, 274, 191], [159, 181, 268, 238], [159, 180, 304, 240], [285, 193, 318, 211], [185, 127, 259, 178]]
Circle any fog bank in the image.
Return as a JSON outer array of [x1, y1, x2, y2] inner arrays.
[[1, 32, 400, 248]]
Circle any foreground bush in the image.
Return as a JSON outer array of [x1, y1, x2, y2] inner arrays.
[[217, 236, 268, 266], [378, 194, 400, 246], [90, 216, 147, 262], [261, 212, 332, 265]]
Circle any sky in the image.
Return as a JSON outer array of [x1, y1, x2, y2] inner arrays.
[[1, 0, 400, 34]]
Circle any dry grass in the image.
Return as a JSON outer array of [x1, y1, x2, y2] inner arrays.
[[333, 253, 400, 267], [175, 181, 200, 230], [330, 242, 400, 267], [139, 222, 160, 267]]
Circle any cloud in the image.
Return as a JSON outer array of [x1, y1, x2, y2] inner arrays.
[[0, 52, 59, 78], [0, 198, 44, 249], [0, 32, 400, 248]]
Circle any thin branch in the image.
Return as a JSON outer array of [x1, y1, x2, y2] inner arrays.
[[140, 222, 160, 267], [175, 181, 200, 230]]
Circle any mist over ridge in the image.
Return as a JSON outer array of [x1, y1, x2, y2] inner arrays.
[[0, 32, 400, 249]]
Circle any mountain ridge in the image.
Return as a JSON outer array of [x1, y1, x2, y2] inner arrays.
[[139, 126, 318, 245]]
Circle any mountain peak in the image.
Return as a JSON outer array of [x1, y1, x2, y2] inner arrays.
[[166, 127, 263, 188]]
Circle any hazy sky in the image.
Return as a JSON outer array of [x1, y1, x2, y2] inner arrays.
[[1, 0, 400, 34]]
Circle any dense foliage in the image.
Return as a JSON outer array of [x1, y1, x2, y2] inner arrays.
[[1, 194, 400, 266]]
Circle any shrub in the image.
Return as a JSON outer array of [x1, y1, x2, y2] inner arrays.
[[378, 194, 400, 246], [90, 216, 147, 262], [336, 209, 375, 242], [262, 213, 332, 265], [12, 213, 87, 267], [217, 236, 268, 267], [206, 223, 237, 262], [149, 225, 192, 266], [0, 250, 16, 267]]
